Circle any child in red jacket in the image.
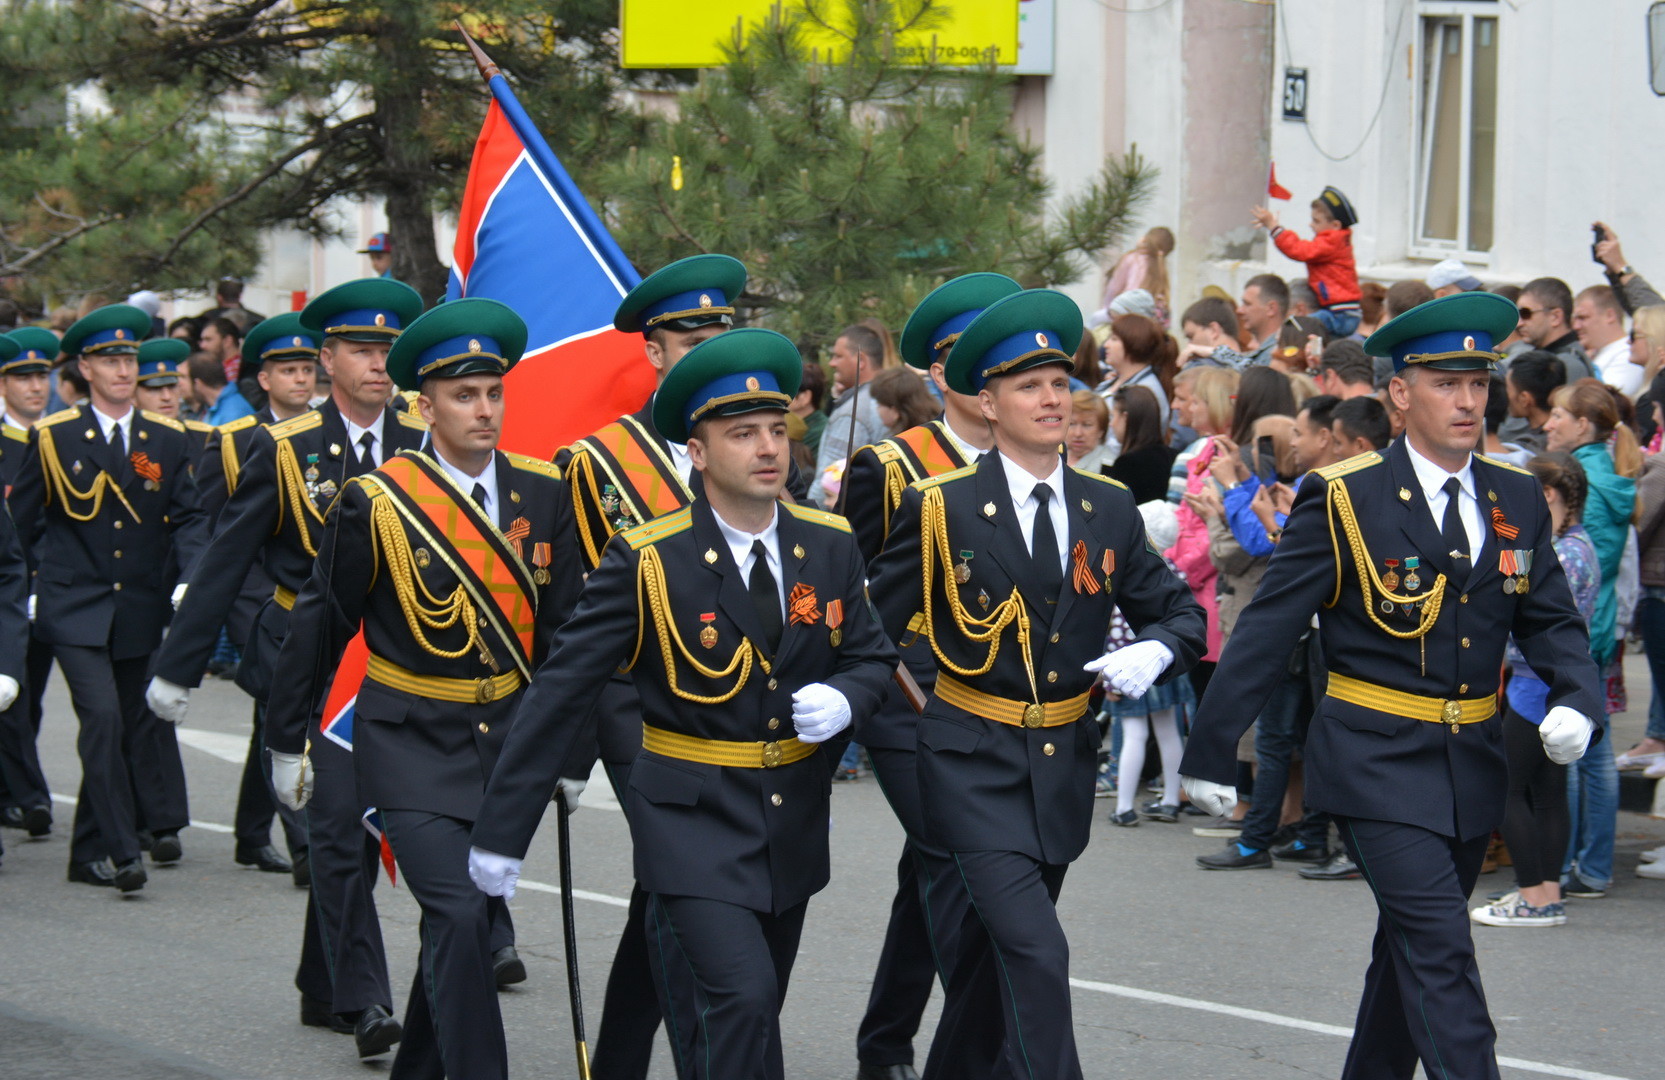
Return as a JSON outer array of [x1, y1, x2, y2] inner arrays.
[[1253, 186, 1361, 337]]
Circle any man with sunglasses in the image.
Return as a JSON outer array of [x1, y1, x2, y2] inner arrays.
[[1514, 278, 1594, 383]]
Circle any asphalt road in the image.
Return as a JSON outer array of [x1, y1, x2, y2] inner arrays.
[[1, 666, 1660, 1080]]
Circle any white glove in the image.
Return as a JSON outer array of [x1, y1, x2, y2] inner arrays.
[[271, 750, 315, 811], [145, 676, 190, 724], [0, 675, 18, 712], [26, 594, 35, 623], [171, 583, 188, 610], [1181, 776, 1239, 818], [468, 846, 522, 899], [791, 682, 852, 743], [1540, 706, 1595, 766], [555, 777, 586, 814], [1084, 640, 1175, 700]]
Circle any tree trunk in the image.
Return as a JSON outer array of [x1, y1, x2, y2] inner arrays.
[[372, 5, 449, 306]]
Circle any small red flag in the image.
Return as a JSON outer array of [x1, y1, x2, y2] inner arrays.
[[1267, 162, 1292, 201]]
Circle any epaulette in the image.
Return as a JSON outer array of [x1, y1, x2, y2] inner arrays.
[[1476, 452, 1532, 477], [784, 503, 852, 533], [1074, 468, 1129, 493], [218, 414, 259, 436], [2, 424, 26, 444], [141, 410, 186, 432], [913, 464, 977, 492], [38, 407, 81, 428], [269, 411, 323, 440], [504, 451, 562, 481], [622, 506, 693, 550], [1315, 450, 1382, 481], [185, 419, 215, 435], [395, 410, 428, 431], [869, 441, 905, 465]]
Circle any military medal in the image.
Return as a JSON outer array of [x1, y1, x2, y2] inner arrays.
[[317, 479, 337, 500], [1500, 548, 1518, 594], [699, 612, 718, 649], [532, 542, 552, 586], [1516, 550, 1531, 594], [600, 484, 621, 518], [977, 588, 990, 610], [1382, 558, 1400, 592], [72, 459, 82, 476], [1381, 599, 1397, 614], [1102, 548, 1115, 590], [954, 550, 974, 585], [414, 548, 431, 569], [1403, 556, 1421, 592], [826, 598, 844, 647]]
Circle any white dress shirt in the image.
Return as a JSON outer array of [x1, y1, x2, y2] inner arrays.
[[90, 403, 134, 448], [713, 505, 785, 619], [664, 438, 694, 483], [344, 412, 388, 467], [998, 450, 1069, 575], [433, 448, 500, 524], [1404, 439, 1482, 558], [940, 416, 989, 464], [1592, 337, 1641, 396]]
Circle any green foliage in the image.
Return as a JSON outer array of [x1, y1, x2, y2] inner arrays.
[[601, 0, 1156, 350]]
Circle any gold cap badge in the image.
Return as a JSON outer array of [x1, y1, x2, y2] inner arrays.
[[1034, 332, 1047, 348], [292, 336, 304, 348], [374, 313, 387, 327], [469, 339, 481, 353], [746, 376, 760, 391], [699, 293, 712, 308]]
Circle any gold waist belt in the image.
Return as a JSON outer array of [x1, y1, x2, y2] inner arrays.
[[1326, 672, 1496, 730], [366, 653, 523, 705], [642, 724, 817, 769], [934, 674, 1091, 729], [273, 585, 297, 611]]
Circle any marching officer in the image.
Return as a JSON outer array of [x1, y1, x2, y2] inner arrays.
[[0, 485, 27, 870], [471, 328, 898, 1080], [554, 252, 749, 1078], [1179, 292, 1602, 1080], [837, 273, 1017, 1080], [9, 304, 208, 892], [0, 329, 57, 839], [146, 279, 425, 1057], [867, 289, 1204, 1080], [192, 311, 323, 882], [266, 297, 582, 1080]]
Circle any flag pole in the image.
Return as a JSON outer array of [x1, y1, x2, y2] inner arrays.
[[456, 21, 501, 81]]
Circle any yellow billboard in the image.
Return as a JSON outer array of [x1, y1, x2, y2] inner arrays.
[[620, 0, 1019, 69]]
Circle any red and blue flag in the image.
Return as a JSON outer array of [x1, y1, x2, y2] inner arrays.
[[449, 70, 655, 458]]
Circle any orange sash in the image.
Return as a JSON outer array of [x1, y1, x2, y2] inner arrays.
[[568, 414, 694, 568], [894, 421, 968, 482], [376, 454, 536, 675]]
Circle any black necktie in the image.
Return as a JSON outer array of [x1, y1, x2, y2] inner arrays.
[[470, 482, 489, 515], [748, 539, 783, 654], [108, 423, 127, 479], [1441, 477, 1470, 562], [1031, 482, 1062, 603], [357, 431, 376, 472]]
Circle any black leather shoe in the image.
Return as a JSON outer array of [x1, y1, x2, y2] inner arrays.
[[300, 994, 355, 1034], [68, 859, 118, 887], [151, 831, 182, 864], [354, 1004, 402, 1058], [1298, 851, 1362, 881], [23, 805, 51, 837], [1270, 839, 1329, 863], [857, 1065, 920, 1080], [1196, 844, 1272, 870], [493, 945, 527, 989], [236, 844, 293, 874], [113, 858, 148, 892], [0, 806, 25, 829], [291, 849, 311, 889]]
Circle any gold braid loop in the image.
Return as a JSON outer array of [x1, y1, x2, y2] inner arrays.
[[569, 450, 609, 571], [1327, 477, 1447, 672], [37, 426, 141, 523], [882, 458, 907, 542], [628, 545, 767, 704], [918, 487, 1032, 680], [366, 489, 483, 661]]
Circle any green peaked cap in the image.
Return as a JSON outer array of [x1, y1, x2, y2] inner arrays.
[[1364, 291, 1518, 372], [385, 297, 528, 392], [652, 327, 802, 444], [299, 278, 424, 344], [61, 304, 152, 357], [899, 273, 1023, 370], [944, 289, 1083, 395], [614, 254, 748, 335], [243, 312, 321, 367]]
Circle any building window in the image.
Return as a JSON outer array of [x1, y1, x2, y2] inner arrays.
[[1415, 6, 1498, 256]]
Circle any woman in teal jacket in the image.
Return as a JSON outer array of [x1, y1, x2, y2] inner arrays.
[[1544, 379, 1639, 895]]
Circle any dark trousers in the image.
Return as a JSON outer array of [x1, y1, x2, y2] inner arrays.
[[925, 852, 1075, 1080], [0, 670, 49, 812], [1240, 670, 1325, 851], [647, 893, 807, 1080], [299, 732, 391, 1015], [57, 647, 151, 864], [234, 701, 306, 857], [1499, 707, 1570, 891], [382, 809, 507, 1080], [858, 745, 973, 1069], [128, 698, 189, 839], [1337, 817, 1499, 1080], [591, 757, 668, 1080]]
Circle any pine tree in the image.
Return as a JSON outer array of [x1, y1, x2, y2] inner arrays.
[[600, 0, 1156, 349]]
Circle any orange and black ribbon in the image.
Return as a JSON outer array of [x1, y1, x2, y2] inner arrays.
[[1072, 540, 1102, 595], [1491, 506, 1520, 541], [130, 451, 162, 483], [788, 581, 821, 625]]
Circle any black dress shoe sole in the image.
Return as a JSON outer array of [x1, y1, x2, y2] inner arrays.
[[114, 863, 148, 892], [1300, 867, 1363, 880], [23, 806, 51, 837], [67, 863, 117, 887], [494, 957, 527, 989], [356, 1018, 403, 1058], [1196, 855, 1273, 870], [151, 835, 182, 864]]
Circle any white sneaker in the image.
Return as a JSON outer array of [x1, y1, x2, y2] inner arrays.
[[1637, 861, 1665, 880], [1470, 897, 1566, 927], [1640, 845, 1665, 864], [1645, 758, 1665, 779]]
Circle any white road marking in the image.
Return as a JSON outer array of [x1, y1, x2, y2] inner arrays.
[[45, 790, 1633, 1080], [176, 726, 252, 765]]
